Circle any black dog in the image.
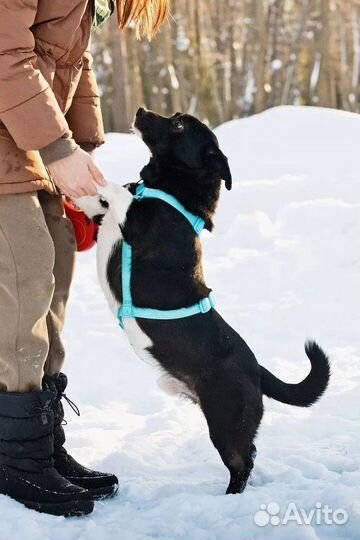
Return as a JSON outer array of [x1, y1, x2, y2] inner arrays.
[[77, 108, 330, 494]]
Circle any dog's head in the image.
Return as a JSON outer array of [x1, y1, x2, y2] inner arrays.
[[133, 108, 232, 192]]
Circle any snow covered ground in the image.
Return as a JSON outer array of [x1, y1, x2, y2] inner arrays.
[[2, 106, 359, 539]]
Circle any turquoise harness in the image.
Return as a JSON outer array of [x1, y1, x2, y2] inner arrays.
[[118, 183, 216, 329]]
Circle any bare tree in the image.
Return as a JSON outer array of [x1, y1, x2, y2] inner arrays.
[[92, 0, 360, 131]]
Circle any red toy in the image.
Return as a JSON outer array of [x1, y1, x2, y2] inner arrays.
[[63, 199, 98, 252]]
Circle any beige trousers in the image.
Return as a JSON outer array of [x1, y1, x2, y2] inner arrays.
[[0, 191, 76, 392]]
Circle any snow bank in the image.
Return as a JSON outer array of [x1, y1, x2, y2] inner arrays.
[[3, 106, 359, 539]]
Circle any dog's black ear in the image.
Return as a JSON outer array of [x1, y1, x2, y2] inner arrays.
[[205, 144, 232, 191]]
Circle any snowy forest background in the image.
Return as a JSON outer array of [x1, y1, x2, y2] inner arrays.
[[92, 0, 360, 131]]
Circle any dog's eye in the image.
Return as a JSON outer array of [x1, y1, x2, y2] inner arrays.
[[172, 119, 184, 133]]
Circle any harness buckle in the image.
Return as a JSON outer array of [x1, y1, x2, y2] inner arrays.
[[199, 293, 216, 314], [135, 183, 146, 199], [121, 305, 133, 318], [199, 297, 211, 314], [193, 217, 205, 235], [118, 304, 133, 329], [208, 291, 216, 308]]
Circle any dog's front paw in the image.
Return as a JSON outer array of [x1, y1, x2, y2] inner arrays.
[[74, 195, 107, 220]]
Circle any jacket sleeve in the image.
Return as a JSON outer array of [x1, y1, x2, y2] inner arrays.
[[0, 0, 70, 151], [65, 49, 105, 148]]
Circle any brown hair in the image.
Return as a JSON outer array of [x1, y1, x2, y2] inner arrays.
[[117, 0, 170, 40]]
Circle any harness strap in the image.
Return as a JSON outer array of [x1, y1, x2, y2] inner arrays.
[[118, 183, 215, 328], [135, 183, 206, 235]]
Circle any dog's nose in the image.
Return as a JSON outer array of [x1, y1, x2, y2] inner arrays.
[[137, 107, 147, 117]]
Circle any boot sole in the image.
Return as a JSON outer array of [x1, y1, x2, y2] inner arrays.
[[17, 497, 94, 517], [86, 482, 119, 501], [66, 479, 119, 501]]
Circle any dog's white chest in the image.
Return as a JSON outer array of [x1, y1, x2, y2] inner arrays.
[[95, 208, 160, 368], [77, 187, 197, 401]]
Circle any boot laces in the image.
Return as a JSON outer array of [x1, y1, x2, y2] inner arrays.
[[61, 393, 81, 417]]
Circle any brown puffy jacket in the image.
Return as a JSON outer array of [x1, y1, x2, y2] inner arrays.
[[0, 0, 105, 195]]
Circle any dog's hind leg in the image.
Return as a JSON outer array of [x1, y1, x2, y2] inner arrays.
[[199, 383, 262, 494], [224, 443, 257, 495]]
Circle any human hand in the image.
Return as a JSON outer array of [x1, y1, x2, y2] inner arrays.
[[47, 147, 106, 198]]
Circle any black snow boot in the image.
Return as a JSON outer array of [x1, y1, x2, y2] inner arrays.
[[0, 390, 94, 517], [43, 373, 119, 501]]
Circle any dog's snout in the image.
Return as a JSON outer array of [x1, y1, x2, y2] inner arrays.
[[136, 107, 147, 118]]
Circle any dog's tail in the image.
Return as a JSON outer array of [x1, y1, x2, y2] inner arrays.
[[260, 340, 330, 407]]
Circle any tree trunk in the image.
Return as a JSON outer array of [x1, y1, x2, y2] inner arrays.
[[110, 16, 130, 132]]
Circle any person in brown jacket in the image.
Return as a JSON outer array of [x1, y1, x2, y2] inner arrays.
[[0, 0, 169, 517]]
